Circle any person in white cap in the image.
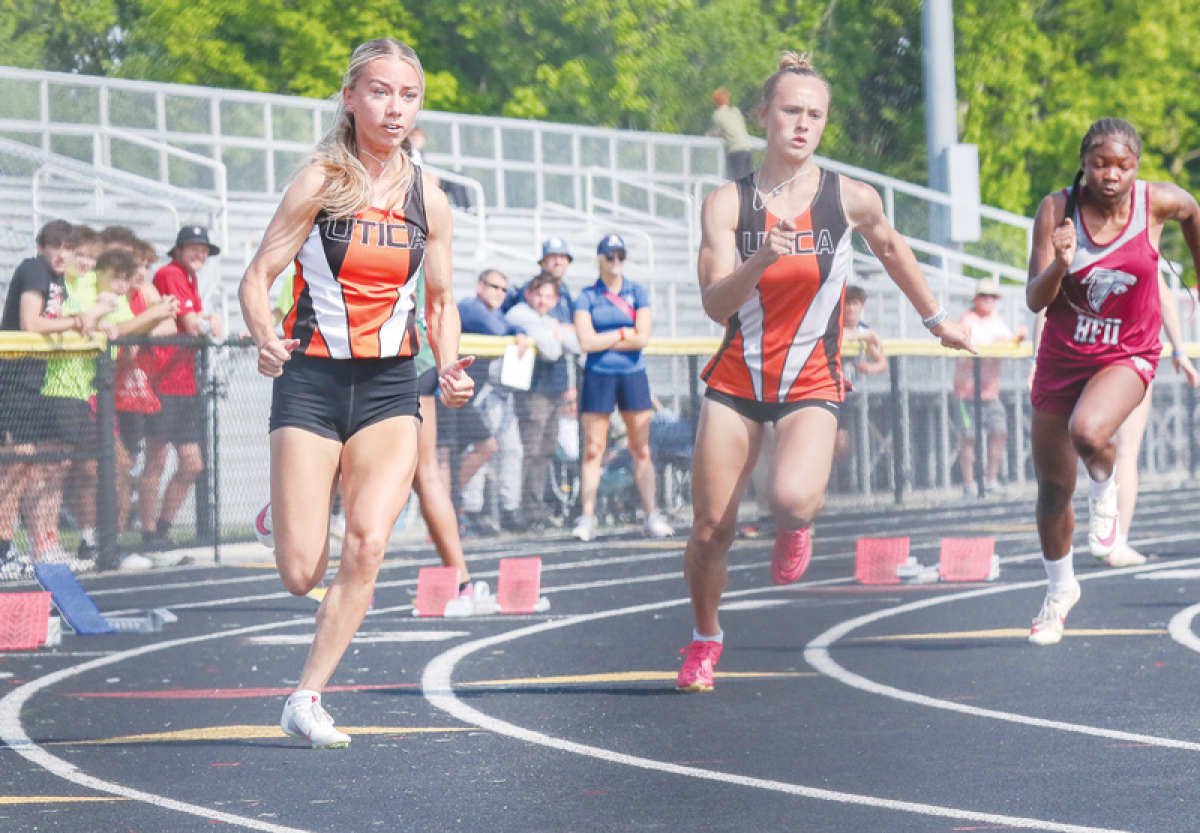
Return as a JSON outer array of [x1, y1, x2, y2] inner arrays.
[[951, 278, 1026, 497]]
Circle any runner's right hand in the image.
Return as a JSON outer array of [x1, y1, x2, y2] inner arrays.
[[258, 338, 299, 378], [1052, 217, 1076, 269]]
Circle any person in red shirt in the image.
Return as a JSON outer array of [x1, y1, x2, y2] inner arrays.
[[140, 226, 224, 549]]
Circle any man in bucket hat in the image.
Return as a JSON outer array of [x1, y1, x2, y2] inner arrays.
[[952, 278, 1027, 497], [139, 226, 224, 550]]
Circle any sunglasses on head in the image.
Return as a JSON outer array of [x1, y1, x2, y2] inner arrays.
[[604, 251, 627, 262]]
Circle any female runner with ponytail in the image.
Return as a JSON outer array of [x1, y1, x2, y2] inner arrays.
[[676, 52, 974, 692], [239, 38, 474, 746], [1026, 117, 1200, 646]]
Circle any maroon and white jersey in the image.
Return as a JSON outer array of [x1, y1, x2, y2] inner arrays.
[[1038, 180, 1162, 374]]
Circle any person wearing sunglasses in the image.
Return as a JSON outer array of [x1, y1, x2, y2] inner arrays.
[[572, 234, 674, 542]]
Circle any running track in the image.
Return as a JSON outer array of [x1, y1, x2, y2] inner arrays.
[[3, 487, 1200, 832]]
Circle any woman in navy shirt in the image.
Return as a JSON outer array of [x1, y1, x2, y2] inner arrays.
[[572, 234, 674, 541]]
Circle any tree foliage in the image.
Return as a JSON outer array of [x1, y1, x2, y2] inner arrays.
[[4, 1, 1200, 215]]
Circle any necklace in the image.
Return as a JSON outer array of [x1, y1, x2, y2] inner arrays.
[[360, 148, 395, 178], [753, 164, 818, 211]]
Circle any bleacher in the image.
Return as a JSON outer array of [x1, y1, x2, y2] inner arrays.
[[0, 65, 1073, 344]]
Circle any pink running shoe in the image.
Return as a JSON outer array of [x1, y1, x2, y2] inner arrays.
[[771, 526, 812, 585], [676, 640, 723, 692]]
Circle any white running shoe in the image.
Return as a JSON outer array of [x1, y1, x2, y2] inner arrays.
[[280, 693, 350, 749], [254, 502, 274, 549], [1087, 485, 1120, 558], [119, 554, 154, 572], [572, 514, 597, 542], [1106, 541, 1148, 568], [643, 512, 674, 538], [1029, 580, 1082, 646]]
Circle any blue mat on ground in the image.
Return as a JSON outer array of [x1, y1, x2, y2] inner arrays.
[[33, 564, 114, 635]]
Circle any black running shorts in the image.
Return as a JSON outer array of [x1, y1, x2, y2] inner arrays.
[[270, 354, 421, 443]]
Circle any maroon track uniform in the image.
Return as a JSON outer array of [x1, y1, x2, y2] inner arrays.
[[1032, 180, 1162, 414]]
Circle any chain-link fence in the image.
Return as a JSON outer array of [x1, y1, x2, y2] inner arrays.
[[2, 333, 1197, 584]]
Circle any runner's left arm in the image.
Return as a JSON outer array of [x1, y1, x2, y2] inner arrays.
[[423, 172, 474, 407], [841, 177, 975, 354]]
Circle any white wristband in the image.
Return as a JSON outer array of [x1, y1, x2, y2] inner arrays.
[[921, 308, 948, 329]]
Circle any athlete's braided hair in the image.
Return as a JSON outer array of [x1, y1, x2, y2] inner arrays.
[[1065, 118, 1142, 223], [760, 52, 831, 111], [312, 38, 425, 220]]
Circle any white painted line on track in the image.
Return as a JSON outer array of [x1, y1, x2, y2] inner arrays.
[[1168, 602, 1200, 654], [421, 581, 1132, 833], [804, 554, 1200, 754], [246, 631, 469, 645], [1137, 569, 1200, 580]]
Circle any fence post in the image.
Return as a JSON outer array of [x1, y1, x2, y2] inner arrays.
[[96, 347, 119, 571], [196, 341, 213, 544], [210, 343, 222, 565], [973, 357, 985, 497], [1189, 383, 1197, 479], [890, 355, 908, 503]]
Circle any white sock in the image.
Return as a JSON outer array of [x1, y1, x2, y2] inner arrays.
[[1088, 472, 1116, 499], [81, 528, 96, 546], [1043, 549, 1075, 595], [289, 688, 320, 705], [693, 628, 724, 644]]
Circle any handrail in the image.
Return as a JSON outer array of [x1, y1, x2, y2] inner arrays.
[[423, 165, 488, 262], [98, 126, 230, 257], [32, 164, 180, 239]]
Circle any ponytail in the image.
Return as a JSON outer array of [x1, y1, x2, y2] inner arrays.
[[1063, 168, 1084, 226]]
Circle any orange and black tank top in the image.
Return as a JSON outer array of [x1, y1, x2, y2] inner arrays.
[[285, 171, 427, 359], [702, 168, 853, 403]]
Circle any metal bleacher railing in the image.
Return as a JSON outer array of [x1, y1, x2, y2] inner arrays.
[[0, 64, 1059, 343]]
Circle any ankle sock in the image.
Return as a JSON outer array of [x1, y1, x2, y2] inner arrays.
[[693, 628, 724, 644], [289, 688, 320, 706], [80, 528, 96, 547], [1088, 472, 1116, 499], [1043, 549, 1075, 595]]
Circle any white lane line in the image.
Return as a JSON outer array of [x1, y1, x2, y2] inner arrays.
[[804, 554, 1200, 753], [1137, 569, 1200, 580], [245, 632, 469, 645], [421, 585, 1131, 833], [0, 616, 324, 833], [720, 600, 791, 611], [1168, 603, 1200, 654]]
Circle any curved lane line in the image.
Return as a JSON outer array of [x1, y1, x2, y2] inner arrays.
[[1168, 602, 1200, 654], [422, 580, 1132, 833], [805, 555, 1200, 752]]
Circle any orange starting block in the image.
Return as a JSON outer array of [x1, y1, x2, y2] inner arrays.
[[496, 557, 550, 614], [939, 538, 998, 582], [854, 537, 911, 585], [412, 566, 459, 617], [0, 592, 52, 650]]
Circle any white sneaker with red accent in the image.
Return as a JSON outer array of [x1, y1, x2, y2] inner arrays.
[[280, 693, 350, 749], [254, 502, 274, 550], [1029, 580, 1082, 646], [1087, 485, 1119, 558]]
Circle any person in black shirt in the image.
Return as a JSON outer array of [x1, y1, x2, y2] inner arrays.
[[0, 220, 87, 573]]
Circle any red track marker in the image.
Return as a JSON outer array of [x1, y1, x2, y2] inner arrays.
[[0, 592, 51, 650], [497, 558, 543, 614], [854, 538, 911, 585], [939, 538, 996, 582], [413, 566, 459, 617]]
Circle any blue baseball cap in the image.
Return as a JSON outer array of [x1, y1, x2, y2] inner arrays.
[[540, 237, 573, 262], [597, 234, 626, 257]]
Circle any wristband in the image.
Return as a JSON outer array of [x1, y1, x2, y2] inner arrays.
[[618, 327, 627, 341], [1173, 350, 1186, 360], [921, 308, 948, 329]]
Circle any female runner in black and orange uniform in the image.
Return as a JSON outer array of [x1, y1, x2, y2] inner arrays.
[[239, 38, 473, 747], [676, 52, 974, 692]]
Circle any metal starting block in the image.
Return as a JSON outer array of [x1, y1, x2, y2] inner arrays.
[[104, 608, 178, 633], [854, 538, 911, 585], [939, 538, 1000, 582], [0, 592, 52, 650]]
